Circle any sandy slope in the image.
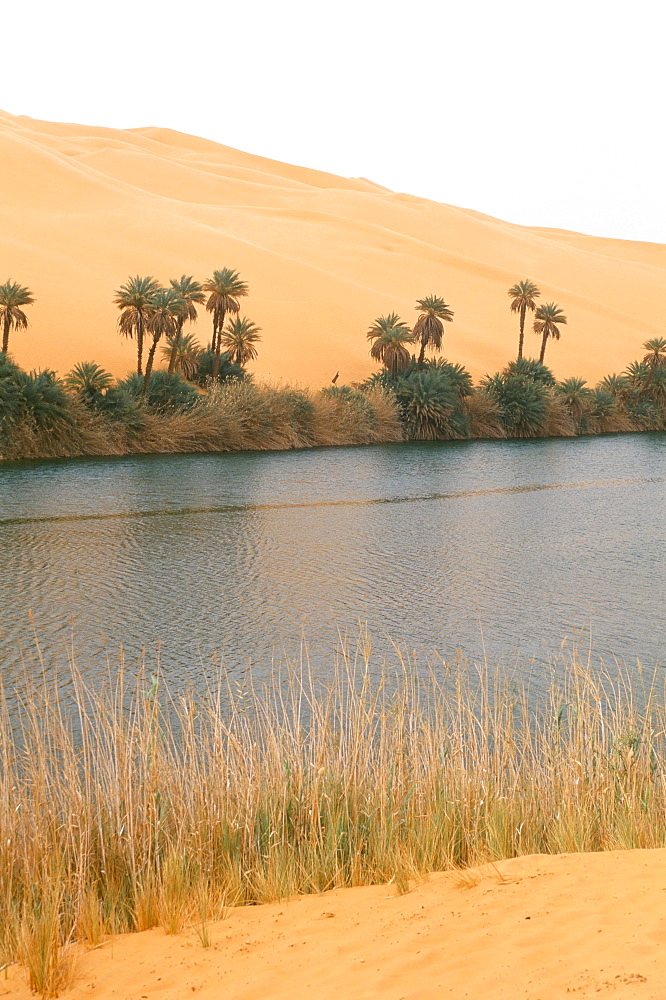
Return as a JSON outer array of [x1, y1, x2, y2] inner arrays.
[[1, 110, 664, 386], [5, 848, 666, 999]]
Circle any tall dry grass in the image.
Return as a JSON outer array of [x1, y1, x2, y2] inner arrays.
[[0, 384, 404, 463], [2, 642, 666, 992]]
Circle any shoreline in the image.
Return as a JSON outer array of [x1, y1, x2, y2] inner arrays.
[[5, 850, 666, 998]]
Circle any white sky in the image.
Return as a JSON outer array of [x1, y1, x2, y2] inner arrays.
[[2, 0, 665, 243]]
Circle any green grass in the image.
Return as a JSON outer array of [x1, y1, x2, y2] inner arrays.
[[2, 640, 666, 993]]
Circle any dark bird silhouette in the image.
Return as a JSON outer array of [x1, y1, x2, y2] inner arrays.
[[331, 371, 339, 384]]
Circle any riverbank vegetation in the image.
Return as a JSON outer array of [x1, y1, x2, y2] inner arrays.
[[2, 646, 666, 993], [1, 269, 665, 462]]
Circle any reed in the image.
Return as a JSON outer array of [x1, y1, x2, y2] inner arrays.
[[2, 641, 666, 993]]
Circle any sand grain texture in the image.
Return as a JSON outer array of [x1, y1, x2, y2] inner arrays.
[[1, 111, 665, 385], [5, 848, 666, 998]]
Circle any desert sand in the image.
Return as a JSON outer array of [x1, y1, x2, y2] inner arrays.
[[5, 848, 666, 999], [1, 110, 665, 386]]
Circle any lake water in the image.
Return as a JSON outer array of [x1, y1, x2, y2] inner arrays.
[[0, 434, 665, 697]]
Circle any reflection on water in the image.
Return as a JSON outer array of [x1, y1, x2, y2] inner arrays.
[[1, 434, 665, 696]]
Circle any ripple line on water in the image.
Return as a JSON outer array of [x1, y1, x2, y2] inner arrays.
[[1, 475, 663, 527]]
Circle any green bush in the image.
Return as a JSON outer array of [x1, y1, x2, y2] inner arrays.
[[119, 371, 199, 412], [195, 349, 246, 385], [503, 358, 555, 386], [394, 368, 470, 440], [482, 372, 549, 437]]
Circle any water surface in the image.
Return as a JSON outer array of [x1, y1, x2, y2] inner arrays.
[[1, 435, 664, 695]]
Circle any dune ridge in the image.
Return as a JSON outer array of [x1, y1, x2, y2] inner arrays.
[[0, 109, 665, 386]]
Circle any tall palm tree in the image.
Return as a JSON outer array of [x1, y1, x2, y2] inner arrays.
[[168, 276, 206, 373], [639, 337, 666, 397], [534, 302, 567, 363], [0, 280, 34, 355], [143, 288, 184, 396], [508, 279, 540, 359], [114, 275, 162, 375], [203, 268, 248, 378], [160, 332, 202, 380], [367, 313, 414, 379], [413, 295, 454, 365], [220, 316, 262, 367]]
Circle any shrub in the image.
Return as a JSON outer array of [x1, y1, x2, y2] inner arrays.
[[482, 372, 549, 437], [394, 369, 469, 440], [119, 371, 199, 412], [195, 349, 246, 385], [554, 377, 594, 431], [503, 357, 555, 386]]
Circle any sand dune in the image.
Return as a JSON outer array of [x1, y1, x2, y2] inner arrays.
[[5, 848, 666, 998], [1, 110, 664, 386]]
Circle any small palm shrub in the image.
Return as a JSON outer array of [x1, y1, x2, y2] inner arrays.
[[555, 377, 594, 432], [64, 361, 114, 401], [119, 371, 199, 412], [0, 352, 23, 437], [482, 372, 549, 437], [503, 357, 555, 386], [65, 362, 144, 431], [585, 388, 634, 434], [394, 369, 469, 440], [195, 348, 246, 385]]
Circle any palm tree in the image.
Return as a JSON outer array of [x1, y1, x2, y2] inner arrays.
[[142, 288, 184, 397], [508, 279, 540, 359], [168, 276, 206, 373], [0, 280, 34, 355], [160, 332, 202, 380], [639, 337, 666, 397], [367, 313, 413, 379], [114, 275, 162, 375], [220, 316, 262, 367], [534, 302, 567, 363], [413, 295, 454, 365], [203, 268, 248, 378]]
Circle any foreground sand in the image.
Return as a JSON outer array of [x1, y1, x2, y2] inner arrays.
[[5, 848, 666, 998], [1, 111, 665, 386]]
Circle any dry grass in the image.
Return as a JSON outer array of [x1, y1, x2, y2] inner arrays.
[[463, 390, 505, 439], [2, 641, 666, 993]]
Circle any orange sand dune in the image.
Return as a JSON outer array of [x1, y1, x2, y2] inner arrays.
[[5, 848, 666, 999], [1, 110, 665, 386]]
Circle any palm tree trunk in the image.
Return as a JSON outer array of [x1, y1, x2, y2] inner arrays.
[[142, 335, 160, 398], [1, 314, 10, 354], [212, 309, 226, 379], [417, 341, 426, 365], [137, 315, 144, 376], [517, 306, 526, 359], [539, 331, 548, 364], [168, 319, 184, 374]]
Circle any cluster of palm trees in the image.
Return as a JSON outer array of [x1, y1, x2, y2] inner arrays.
[[367, 296, 454, 377], [366, 281, 568, 377], [113, 270, 261, 394]]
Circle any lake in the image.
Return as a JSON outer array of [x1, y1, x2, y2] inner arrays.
[[1, 434, 664, 697]]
